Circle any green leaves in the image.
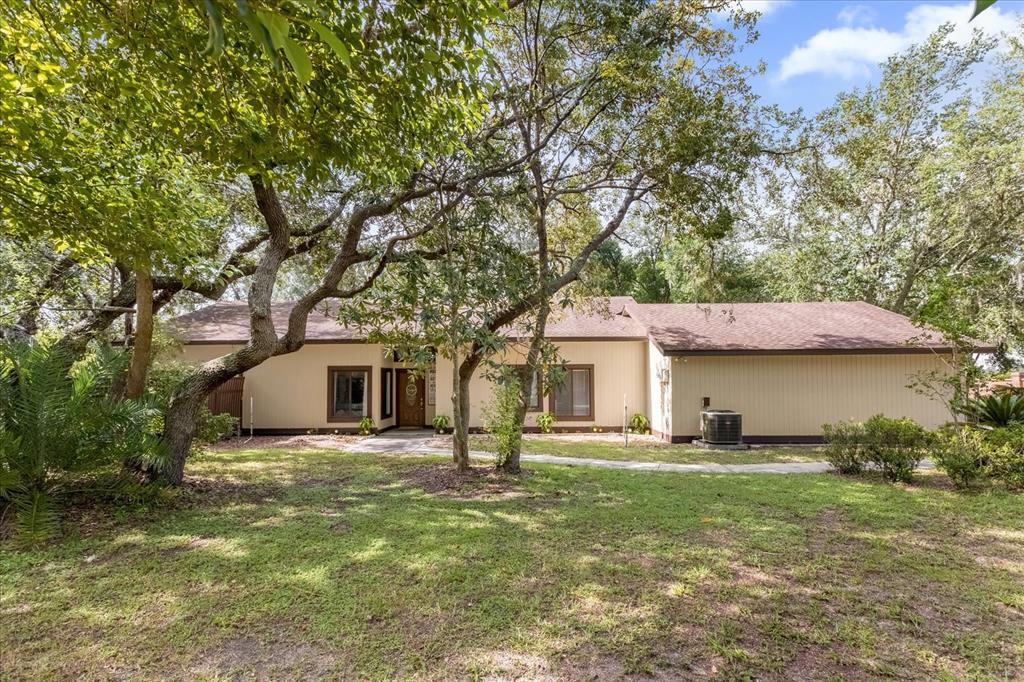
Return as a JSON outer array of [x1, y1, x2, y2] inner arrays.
[[305, 19, 351, 68], [0, 341, 169, 546], [13, 490, 58, 547], [971, 0, 998, 20], [254, 7, 317, 82], [281, 37, 313, 83], [198, 2, 366, 82], [200, 0, 226, 57]]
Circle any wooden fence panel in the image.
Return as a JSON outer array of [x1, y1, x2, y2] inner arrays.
[[207, 376, 244, 425]]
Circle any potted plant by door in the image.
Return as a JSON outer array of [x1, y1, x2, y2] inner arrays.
[[358, 416, 375, 436], [432, 415, 450, 434]]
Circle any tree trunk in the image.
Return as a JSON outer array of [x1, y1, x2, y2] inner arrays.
[[451, 353, 480, 472], [503, 388, 529, 475], [124, 268, 153, 399], [502, 304, 550, 474], [162, 389, 206, 485], [161, 355, 252, 484]]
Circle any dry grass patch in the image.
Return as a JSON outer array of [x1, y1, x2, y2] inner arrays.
[[466, 433, 827, 465]]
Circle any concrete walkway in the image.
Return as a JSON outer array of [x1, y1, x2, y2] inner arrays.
[[344, 430, 925, 474]]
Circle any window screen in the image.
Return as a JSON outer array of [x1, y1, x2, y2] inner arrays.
[[329, 368, 370, 421], [550, 366, 593, 419]]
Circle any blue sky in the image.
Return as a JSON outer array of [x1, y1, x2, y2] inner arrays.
[[725, 0, 1023, 113]]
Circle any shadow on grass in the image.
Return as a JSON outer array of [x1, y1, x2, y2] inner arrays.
[[2, 449, 1022, 680]]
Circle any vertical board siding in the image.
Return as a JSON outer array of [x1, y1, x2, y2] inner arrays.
[[671, 353, 952, 437], [647, 341, 672, 437]]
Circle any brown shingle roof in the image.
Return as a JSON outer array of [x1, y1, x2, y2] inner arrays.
[[169, 297, 648, 344], [505, 296, 648, 339], [170, 298, 994, 353], [626, 300, 991, 354], [168, 301, 364, 344]]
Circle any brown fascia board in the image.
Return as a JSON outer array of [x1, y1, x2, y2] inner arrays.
[[662, 345, 996, 356], [181, 337, 368, 345], [184, 335, 650, 345], [181, 337, 998, 354], [503, 335, 648, 342]]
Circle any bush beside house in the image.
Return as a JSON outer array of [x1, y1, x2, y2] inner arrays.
[[824, 414, 1024, 490], [822, 415, 929, 482]]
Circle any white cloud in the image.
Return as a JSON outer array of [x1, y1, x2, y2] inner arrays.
[[776, 2, 1022, 82], [837, 4, 877, 27]]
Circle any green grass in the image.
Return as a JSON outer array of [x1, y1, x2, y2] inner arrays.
[[470, 434, 826, 464], [2, 448, 1022, 680]]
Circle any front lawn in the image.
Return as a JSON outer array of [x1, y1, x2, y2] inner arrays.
[[2, 448, 1022, 680], [470, 433, 825, 465]]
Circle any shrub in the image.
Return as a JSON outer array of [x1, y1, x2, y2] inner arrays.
[[822, 420, 865, 475], [629, 413, 650, 434], [0, 342, 166, 545], [861, 415, 929, 483], [482, 378, 522, 468], [930, 428, 989, 489], [823, 415, 929, 482], [962, 393, 1024, 427], [432, 414, 450, 434], [196, 412, 238, 443], [536, 412, 556, 434], [985, 425, 1024, 490], [358, 416, 374, 436]]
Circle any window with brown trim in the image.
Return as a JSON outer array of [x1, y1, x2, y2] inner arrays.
[[380, 368, 394, 419], [549, 365, 593, 420], [328, 366, 371, 422], [514, 365, 543, 412]]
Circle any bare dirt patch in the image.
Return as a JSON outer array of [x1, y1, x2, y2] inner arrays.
[[188, 635, 345, 680], [208, 434, 361, 451], [181, 474, 284, 505], [400, 464, 531, 499]]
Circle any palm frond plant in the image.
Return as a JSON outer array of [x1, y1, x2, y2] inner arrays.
[[0, 342, 167, 546], [962, 393, 1024, 427]]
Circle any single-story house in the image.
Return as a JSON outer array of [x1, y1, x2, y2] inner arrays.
[[171, 297, 992, 443]]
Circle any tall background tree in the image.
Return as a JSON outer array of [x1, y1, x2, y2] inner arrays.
[[360, 0, 759, 471], [588, 23, 1023, 365]]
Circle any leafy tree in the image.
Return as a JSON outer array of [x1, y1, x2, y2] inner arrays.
[[741, 24, 1023, 358], [661, 233, 767, 303], [362, 0, 757, 471], [2, 1, 502, 484]]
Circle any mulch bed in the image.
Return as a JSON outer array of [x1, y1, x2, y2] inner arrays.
[[399, 463, 532, 499]]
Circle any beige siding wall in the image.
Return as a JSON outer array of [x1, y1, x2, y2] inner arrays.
[[670, 353, 952, 437], [647, 341, 672, 438], [179, 343, 401, 430], [433, 340, 648, 429], [178, 342, 950, 437]]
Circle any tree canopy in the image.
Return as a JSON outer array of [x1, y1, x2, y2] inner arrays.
[[1, 0, 493, 266]]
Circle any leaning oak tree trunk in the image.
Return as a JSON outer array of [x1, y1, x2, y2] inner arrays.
[[160, 175, 293, 484], [162, 353, 259, 484], [159, 174, 448, 484]]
